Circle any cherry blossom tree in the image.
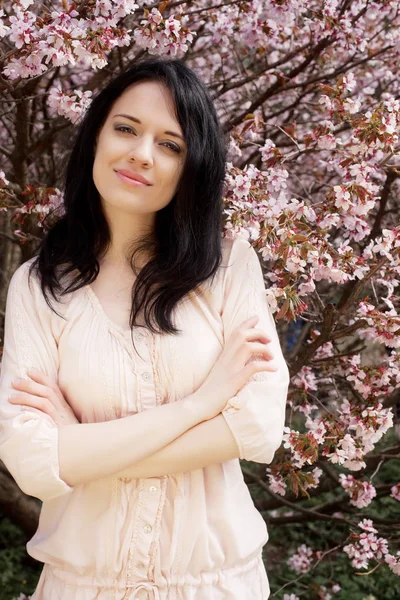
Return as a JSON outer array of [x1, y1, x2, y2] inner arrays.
[[1, 1, 400, 598]]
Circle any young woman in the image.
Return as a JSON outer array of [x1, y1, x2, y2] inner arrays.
[[0, 58, 290, 600]]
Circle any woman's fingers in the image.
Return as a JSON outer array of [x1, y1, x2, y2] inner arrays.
[[8, 389, 56, 421], [26, 370, 67, 406], [11, 374, 47, 398], [9, 391, 55, 415], [10, 371, 57, 416], [26, 369, 56, 393], [9, 370, 80, 426]]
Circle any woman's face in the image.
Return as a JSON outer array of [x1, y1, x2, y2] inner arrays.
[[93, 80, 186, 224]]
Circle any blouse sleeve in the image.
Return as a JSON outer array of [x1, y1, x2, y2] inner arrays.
[[0, 261, 74, 502], [220, 237, 290, 464]]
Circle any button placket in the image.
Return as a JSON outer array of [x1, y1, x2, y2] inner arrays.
[[125, 331, 162, 586], [130, 331, 155, 413], [126, 480, 162, 584]]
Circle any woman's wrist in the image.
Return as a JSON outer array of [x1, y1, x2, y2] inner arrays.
[[180, 391, 215, 423], [180, 391, 211, 423]]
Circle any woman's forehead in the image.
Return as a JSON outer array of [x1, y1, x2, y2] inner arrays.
[[106, 82, 183, 136], [113, 81, 175, 114]]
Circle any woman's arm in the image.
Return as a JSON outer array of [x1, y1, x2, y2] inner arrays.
[[115, 414, 240, 479], [8, 370, 240, 486], [58, 393, 208, 487]]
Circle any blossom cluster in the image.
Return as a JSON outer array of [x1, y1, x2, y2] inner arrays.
[[47, 86, 93, 124], [133, 8, 196, 56], [287, 544, 314, 574], [281, 393, 393, 475], [391, 483, 400, 501], [0, 1, 197, 79], [339, 474, 376, 508], [343, 520, 400, 575], [12, 187, 65, 232], [0, 2, 138, 78]]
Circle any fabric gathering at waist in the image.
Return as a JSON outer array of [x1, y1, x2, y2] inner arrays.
[[45, 553, 263, 590]]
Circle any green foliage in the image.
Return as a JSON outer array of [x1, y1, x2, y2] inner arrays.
[[0, 515, 41, 600]]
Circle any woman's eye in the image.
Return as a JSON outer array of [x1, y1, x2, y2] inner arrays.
[[115, 126, 180, 153], [115, 125, 135, 134], [163, 142, 181, 153]]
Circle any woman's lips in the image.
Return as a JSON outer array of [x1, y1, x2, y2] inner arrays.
[[115, 171, 148, 187]]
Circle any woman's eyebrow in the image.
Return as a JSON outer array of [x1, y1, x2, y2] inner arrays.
[[113, 113, 185, 141]]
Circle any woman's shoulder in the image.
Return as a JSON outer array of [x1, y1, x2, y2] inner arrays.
[[8, 257, 87, 325], [7, 256, 38, 296], [194, 234, 254, 299], [220, 233, 256, 271], [9, 256, 72, 294]]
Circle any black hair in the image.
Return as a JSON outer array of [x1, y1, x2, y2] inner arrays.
[[28, 57, 228, 338]]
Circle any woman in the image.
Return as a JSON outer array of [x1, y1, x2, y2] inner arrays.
[[0, 58, 290, 600]]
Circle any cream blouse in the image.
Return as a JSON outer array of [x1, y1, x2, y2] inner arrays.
[[0, 235, 289, 600]]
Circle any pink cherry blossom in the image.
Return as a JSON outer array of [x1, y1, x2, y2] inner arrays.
[[339, 474, 377, 508], [390, 483, 400, 501], [48, 86, 93, 124], [385, 553, 400, 576], [266, 469, 287, 496], [287, 544, 314, 574]]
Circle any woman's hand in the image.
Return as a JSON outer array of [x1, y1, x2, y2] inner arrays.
[[8, 370, 80, 426], [192, 315, 278, 421]]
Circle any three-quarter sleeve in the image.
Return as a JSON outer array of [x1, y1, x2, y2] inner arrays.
[[0, 261, 74, 502], [220, 237, 290, 464]]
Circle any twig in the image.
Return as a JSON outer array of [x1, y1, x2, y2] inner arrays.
[[241, 467, 354, 526], [370, 459, 384, 483], [355, 563, 382, 576]]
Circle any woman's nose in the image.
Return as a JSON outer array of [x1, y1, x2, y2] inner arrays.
[[128, 137, 153, 165]]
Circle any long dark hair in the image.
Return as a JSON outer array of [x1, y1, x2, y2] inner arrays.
[[28, 57, 228, 336]]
